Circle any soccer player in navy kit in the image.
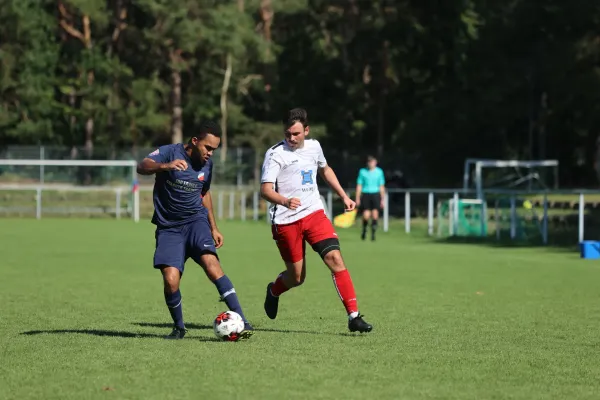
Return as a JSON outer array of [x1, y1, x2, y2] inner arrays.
[[137, 121, 253, 340]]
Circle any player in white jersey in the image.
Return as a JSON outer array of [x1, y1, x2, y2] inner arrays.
[[260, 108, 373, 333]]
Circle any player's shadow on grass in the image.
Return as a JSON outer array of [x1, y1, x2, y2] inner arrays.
[[255, 327, 358, 337], [133, 322, 212, 330], [134, 322, 356, 337], [21, 329, 220, 342]]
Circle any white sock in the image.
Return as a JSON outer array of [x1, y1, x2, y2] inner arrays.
[[348, 311, 359, 320]]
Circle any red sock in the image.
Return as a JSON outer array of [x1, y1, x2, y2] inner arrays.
[[270, 272, 290, 297], [332, 269, 358, 315]]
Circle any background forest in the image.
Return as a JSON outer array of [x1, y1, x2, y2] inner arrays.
[[1, 0, 600, 187]]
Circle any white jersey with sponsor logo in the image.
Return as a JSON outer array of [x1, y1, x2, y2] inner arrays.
[[261, 139, 327, 225]]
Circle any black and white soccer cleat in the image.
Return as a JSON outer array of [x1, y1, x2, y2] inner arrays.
[[264, 282, 279, 320], [348, 314, 373, 333], [164, 326, 187, 340]]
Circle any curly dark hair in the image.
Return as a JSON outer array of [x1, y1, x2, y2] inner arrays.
[[191, 120, 221, 140]]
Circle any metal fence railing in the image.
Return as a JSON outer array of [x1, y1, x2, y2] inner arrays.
[[0, 182, 598, 246]]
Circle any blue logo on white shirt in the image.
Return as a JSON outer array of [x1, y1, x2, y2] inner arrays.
[[300, 170, 313, 185]]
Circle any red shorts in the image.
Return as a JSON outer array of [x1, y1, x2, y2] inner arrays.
[[271, 210, 338, 263]]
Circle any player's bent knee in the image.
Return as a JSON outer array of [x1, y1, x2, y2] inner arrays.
[[291, 272, 305, 286], [197, 252, 224, 281], [323, 250, 345, 269], [285, 260, 305, 286], [289, 276, 304, 286], [312, 238, 341, 260]]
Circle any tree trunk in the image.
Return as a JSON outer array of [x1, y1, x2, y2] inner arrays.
[[84, 116, 94, 159], [377, 40, 390, 159], [259, 0, 273, 44], [82, 16, 94, 160], [58, 3, 95, 160], [220, 53, 233, 162], [218, 1, 244, 163], [69, 91, 77, 139], [106, 0, 127, 153], [377, 93, 384, 159], [170, 66, 183, 144], [259, 0, 274, 95]]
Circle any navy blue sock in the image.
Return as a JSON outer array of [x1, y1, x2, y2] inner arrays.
[[213, 275, 247, 323], [165, 290, 185, 329]]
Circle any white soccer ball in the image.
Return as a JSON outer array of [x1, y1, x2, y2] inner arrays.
[[213, 310, 245, 341]]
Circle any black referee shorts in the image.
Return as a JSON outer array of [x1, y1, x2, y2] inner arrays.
[[359, 193, 381, 211]]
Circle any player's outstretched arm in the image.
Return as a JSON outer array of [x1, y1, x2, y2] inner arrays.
[[319, 166, 356, 211], [136, 158, 187, 175], [202, 191, 224, 248]]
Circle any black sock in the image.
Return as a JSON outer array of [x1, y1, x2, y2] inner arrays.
[[362, 219, 368, 234], [371, 219, 378, 233], [165, 290, 184, 329]]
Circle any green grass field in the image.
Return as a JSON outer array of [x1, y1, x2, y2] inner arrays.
[[1, 219, 600, 399]]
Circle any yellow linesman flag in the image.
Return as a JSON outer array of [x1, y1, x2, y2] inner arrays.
[[333, 209, 357, 228]]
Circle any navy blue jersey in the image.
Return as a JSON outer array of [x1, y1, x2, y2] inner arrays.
[[146, 144, 213, 228]]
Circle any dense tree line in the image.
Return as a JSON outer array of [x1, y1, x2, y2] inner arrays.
[[1, 0, 599, 187]]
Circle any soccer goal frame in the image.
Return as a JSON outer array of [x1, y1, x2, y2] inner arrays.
[[462, 158, 559, 199], [0, 159, 140, 221]]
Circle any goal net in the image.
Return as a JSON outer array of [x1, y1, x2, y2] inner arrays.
[[492, 196, 549, 244], [463, 159, 559, 198], [437, 197, 487, 237]]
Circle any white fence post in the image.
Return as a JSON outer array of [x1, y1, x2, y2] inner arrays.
[[542, 194, 548, 245], [229, 192, 235, 219], [241, 193, 247, 221], [579, 193, 585, 243], [36, 187, 42, 220], [405, 192, 411, 233], [115, 188, 122, 220], [383, 192, 389, 233], [133, 189, 140, 222], [236, 147, 243, 189], [253, 191, 259, 221], [217, 192, 224, 219], [452, 192, 459, 235], [427, 192, 434, 236]]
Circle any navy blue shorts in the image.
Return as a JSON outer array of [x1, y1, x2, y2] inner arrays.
[[153, 218, 217, 272]]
